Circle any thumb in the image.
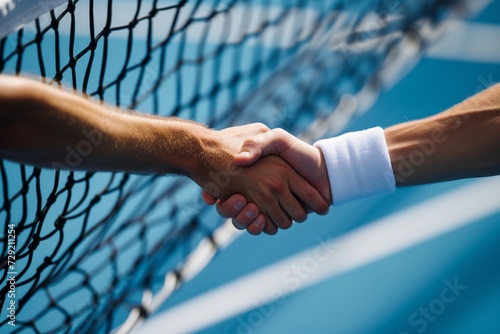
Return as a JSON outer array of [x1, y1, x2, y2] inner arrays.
[[235, 130, 287, 166], [235, 140, 263, 166]]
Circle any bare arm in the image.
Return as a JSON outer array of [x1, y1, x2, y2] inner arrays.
[[0, 75, 210, 177], [387, 83, 500, 185], [0, 75, 329, 235]]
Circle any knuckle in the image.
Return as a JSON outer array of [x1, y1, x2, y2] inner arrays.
[[258, 123, 270, 133], [272, 128, 288, 144], [252, 122, 270, 133], [304, 185, 317, 200], [268, 180, 285, 194], [272, 128, 286, 136]]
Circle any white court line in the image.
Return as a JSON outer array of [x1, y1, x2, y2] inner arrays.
[[0, 0, 66, 40], [136, 177, 500, 334], [426, 22, 500, 64]]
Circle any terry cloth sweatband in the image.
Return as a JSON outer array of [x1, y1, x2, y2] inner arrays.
[[314, 127, 396, 205]]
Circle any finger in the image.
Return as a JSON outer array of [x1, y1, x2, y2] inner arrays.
[[202, 190, 218, 205], [215, 194, 248, 219], [298, 199, 314, 214], [278, 193, 308, 223], [245, 214, 266, 235], [262, 215, 279, 235], [234, 141, 263, 166], [235, 129, 289, 166], [265, 201, 292, 231], [289, 176, 330, 216], [231, 203, 260, 230]]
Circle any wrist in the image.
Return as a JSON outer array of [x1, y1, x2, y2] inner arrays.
[[197, 131, 242, 198], [162, 120, 216, 180], [167, 124, 236, 192], [116, 116, 212, 177]]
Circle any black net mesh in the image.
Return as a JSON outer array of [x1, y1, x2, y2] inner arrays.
[[0, 0, 470, 333]]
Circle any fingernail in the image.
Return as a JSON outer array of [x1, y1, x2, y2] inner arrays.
[[246, 208, 258, 219], [235, 200, 245, 210], [239, 151, 251, 157]]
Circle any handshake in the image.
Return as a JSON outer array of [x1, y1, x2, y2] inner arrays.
[[2, 75, 495, 237], [196, 123, 395, 236]]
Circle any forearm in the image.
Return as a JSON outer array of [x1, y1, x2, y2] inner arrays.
[[0, 75, 212, 177], [386, 84, 500, 186]]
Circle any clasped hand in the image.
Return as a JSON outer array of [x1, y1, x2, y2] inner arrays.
[[200, 124, 332, 235]]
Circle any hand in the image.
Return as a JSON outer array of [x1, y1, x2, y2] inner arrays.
[[202, 128, 332, 234], [195, 124, 329, 235], [236, 129, 332, 203], [202, 191, 266, 235]]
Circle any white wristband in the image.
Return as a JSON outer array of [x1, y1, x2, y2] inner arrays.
[[314, 127, 396, 205]]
